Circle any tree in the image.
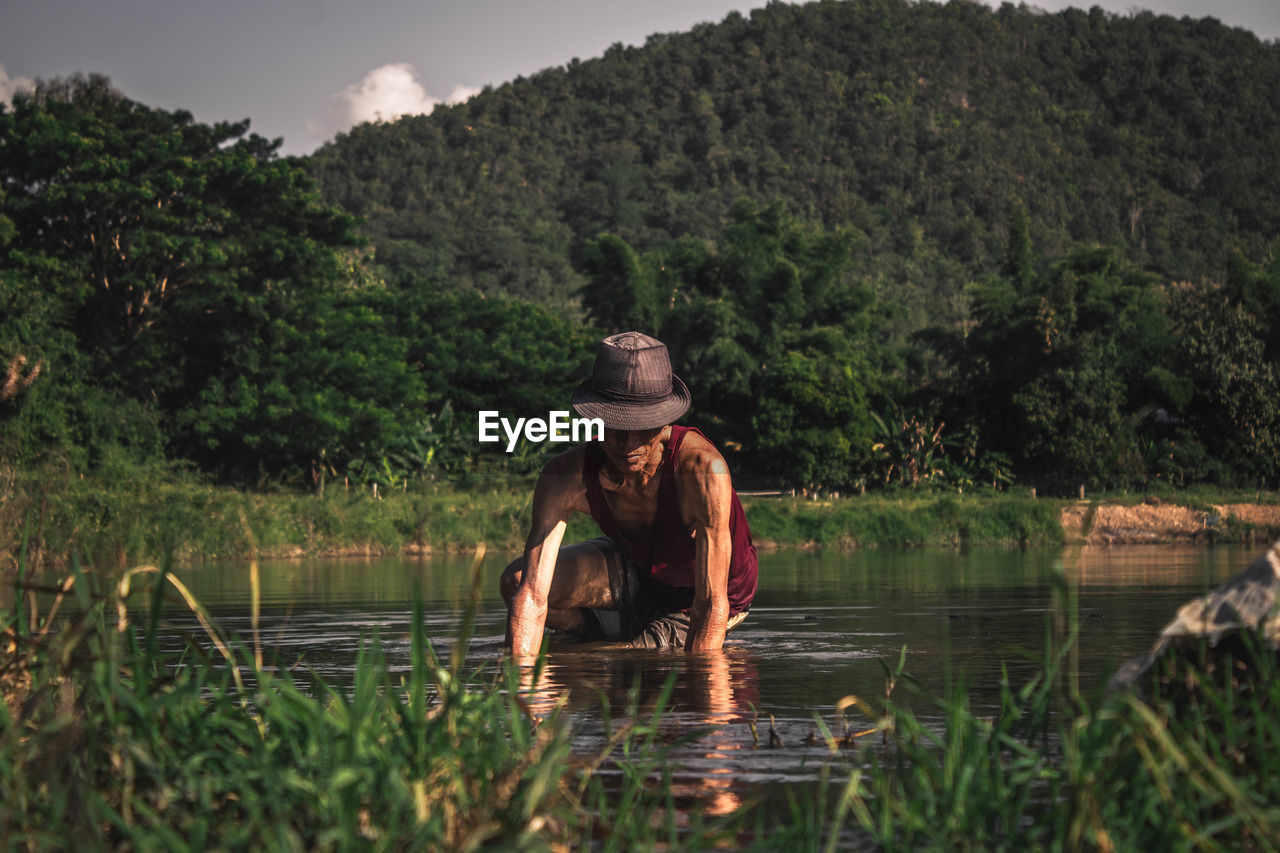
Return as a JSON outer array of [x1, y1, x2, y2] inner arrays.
[[582, 202, 885, 490], [0, 75, 417, 481], [578, 233, 661, 334], [1168, 276, 1280, 485], [947, 224, 1178, 491], [0, 192, 42, 405]]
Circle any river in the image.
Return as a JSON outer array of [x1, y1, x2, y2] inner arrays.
[[157, 543, 1254, 815]]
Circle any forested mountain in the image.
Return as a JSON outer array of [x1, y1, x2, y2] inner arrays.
[[5, 3, 1280, 495], [310, 0, 1280, 325]]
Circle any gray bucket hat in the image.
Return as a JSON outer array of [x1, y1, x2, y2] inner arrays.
[[571, 332, 691, 430]]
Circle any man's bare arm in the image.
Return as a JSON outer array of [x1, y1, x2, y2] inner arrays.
[[681, 442, 734, 653], [507, 451, 586, 659]]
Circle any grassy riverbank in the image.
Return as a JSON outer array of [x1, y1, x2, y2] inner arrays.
[[5, 555, 1279, 849], [6, 464, 1280, 573], [743, 492, 1064, 549]]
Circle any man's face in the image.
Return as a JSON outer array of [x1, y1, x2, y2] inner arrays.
[[601, 426, 664, 474]]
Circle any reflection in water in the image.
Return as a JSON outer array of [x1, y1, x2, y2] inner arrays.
[[133, 543, 1257, 801], [520, 646, 764, 817], [1064, 544, 1243, 587]]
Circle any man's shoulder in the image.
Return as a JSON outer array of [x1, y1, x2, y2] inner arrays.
[[531, 445, 594, 518], [675, 427, 726, 464], [536, 444, 590, 488], [673, 428, 733, 489]]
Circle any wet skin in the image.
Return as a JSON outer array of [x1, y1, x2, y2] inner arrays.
[[502, 425, 736, 659]]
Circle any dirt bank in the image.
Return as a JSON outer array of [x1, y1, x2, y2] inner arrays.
[[1060, 501, 1280, 545]]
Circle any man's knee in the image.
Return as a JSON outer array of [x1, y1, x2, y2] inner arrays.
[[499, 557, 525, 604]]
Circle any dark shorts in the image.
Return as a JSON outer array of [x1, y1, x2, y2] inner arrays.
[[578, 537, 748, 650]]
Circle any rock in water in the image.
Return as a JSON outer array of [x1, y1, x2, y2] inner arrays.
[[1110, 539, 1280, 692]]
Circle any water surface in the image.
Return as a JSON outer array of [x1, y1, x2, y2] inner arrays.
[[164, 544, 1253, 809]]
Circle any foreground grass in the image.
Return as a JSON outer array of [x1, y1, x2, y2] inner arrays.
[[5, 547, 1280, 850], [2, 556, 751, 850], [804, 623, 1280, 850]]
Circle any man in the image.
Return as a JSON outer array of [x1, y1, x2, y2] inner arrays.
[[502, 331, 758, 657]]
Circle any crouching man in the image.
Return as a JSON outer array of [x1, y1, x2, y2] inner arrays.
[[502, 332, 757, 657]]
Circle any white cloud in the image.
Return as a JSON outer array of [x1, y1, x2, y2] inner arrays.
[[444, 84, 481, 105], [338, 62, 436, 125], [312, 63, 478, 141], [0, 65, 35, 103]]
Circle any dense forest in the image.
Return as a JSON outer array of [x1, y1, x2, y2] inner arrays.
[[312, 0, 1280, 323], [3, 0, 1280, 497]]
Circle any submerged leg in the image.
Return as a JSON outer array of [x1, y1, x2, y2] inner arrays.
[[500, 540, 617, 635]]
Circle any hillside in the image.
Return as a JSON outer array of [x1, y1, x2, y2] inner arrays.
[[6, 2, 1280, 497], [310, 0, 1280, 322]]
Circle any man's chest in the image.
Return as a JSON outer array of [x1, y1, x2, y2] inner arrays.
[[601, 476, 691, 540]]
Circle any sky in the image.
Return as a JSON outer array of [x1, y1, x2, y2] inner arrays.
[[2, 0, 1277, 156]]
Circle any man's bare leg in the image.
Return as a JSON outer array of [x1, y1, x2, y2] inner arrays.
[[500, 540, 617, 635]]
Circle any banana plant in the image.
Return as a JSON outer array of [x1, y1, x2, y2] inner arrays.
[[869, 407, 948, 487]]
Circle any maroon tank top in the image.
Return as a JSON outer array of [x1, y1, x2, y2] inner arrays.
[[583, 425, 758, 614]]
